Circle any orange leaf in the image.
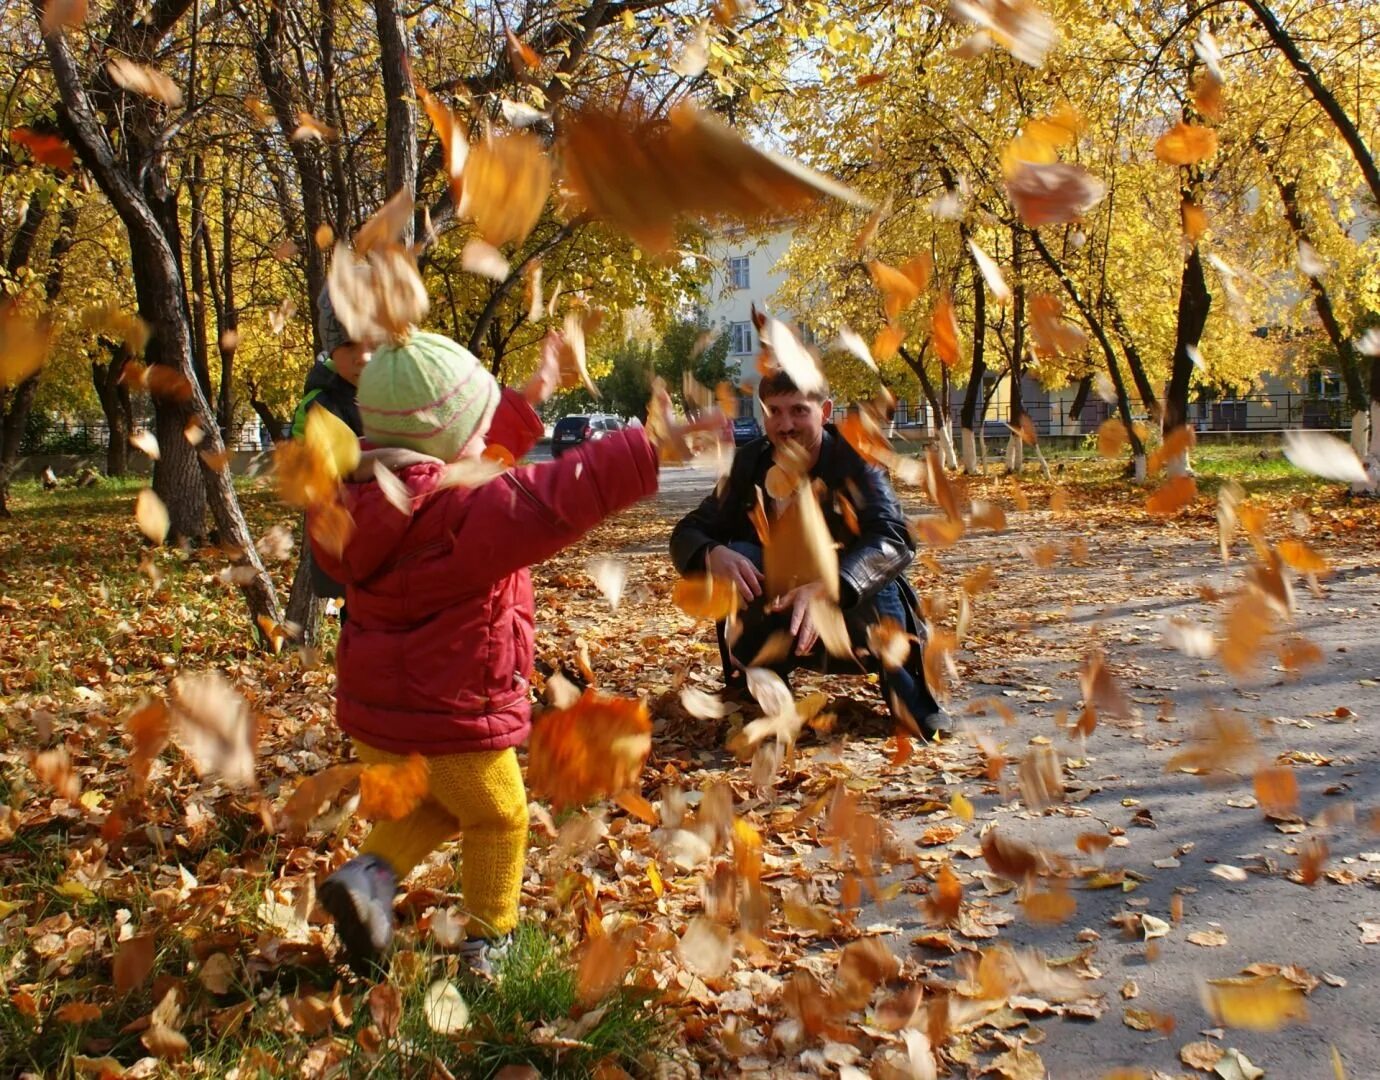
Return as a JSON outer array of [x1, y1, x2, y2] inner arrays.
[[613, 789, 657, 824], [1181, 199, 1209, 241], [1253, 765, 1298, 815], [55, 1001, 102, 1024], [357, 754, 429, 821], [505, 28, 542, 70], [577, 931, 636, 1005], [527, 690, 652, 810], [1145, 474, 1197, 516], [1297, 836, 1328, 886], [281, 764, 365, 832], [1276, 540, 1329, 575], [1022, 887, 1076, 925], [1096, 418, 1128, 457], [672, 573, 739, 620], [924, 863, 963, 925], [1154, 122, 1217, 166], [1148, 424, 1197, 475], [0, 301, 54, 389], [113, 933, 157, 992], [9, 126, 75, 171], [931, 294, 961, 367]]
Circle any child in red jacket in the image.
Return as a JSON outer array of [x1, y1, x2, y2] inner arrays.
[[310, 329, 704, 974]]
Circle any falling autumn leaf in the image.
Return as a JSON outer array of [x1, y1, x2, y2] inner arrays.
[[357, 754, 429, 820], [462, 132, 550, 248], [1006, 161, 1106, 226], [169, 671, 257, 789], [9, 126, 75, 170], [673, 574, 739, 620], [527, 690, 651, 810], [0, 302, 54, 388], [1154, 122, 1217, 166], [135, 488, 170, 544], [931, 294, 962, 367], [106, 57, 183, 106], [1201, 974, 1308, 1031], [1145, 474, 1197, 516]]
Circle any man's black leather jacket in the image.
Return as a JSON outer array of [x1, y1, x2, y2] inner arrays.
[[669, 426, 915, 610]]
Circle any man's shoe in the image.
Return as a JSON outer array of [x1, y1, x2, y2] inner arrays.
[[459, 933, 512, 979], [919, 706, 954, 742], [319, 854, 397, 974]]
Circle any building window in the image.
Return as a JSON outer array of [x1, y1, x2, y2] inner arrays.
[[728, 321, 754, 355], [727, 255, 750, 290], [1306, 369, 1341, 398]]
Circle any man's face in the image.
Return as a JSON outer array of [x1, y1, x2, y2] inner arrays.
[[332, 342, 370, 386], [761, 391, 831, 458]]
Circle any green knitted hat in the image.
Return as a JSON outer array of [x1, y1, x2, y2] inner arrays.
[[357, 331, 500, 462]]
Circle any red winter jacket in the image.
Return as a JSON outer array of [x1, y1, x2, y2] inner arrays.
[[311, 390, 659, 755]]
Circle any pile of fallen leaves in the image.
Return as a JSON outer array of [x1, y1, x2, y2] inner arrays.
[[2, 443, 1379, 1078]]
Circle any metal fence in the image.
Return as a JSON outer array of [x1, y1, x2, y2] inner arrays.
[[873, 392, 1349, 438], [21, 417, 276, 455]]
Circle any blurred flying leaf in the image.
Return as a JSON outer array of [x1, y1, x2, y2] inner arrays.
[[135, 488, 170, 544], [1282, 430, 1371, 487], [0, 302, 54, 388], [1154, 122, 1217, 165], [170, 670, 257, 789], [1200, 975, 1308, 1031], [358, 754, 429, 820], [527, 690, 651, 810], [1006, 162, 1105, 226], [107, 57, 183, 106], [462, 132, 549, 248]]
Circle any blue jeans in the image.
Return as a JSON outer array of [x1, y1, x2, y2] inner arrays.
[[713, 542, 940, 725]]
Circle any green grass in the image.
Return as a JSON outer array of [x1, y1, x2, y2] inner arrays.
[[0, 921, 675, 1080]]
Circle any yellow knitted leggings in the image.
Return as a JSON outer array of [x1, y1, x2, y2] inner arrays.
[[353, 741, 528, 936]]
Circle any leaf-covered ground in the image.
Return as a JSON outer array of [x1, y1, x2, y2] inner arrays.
[[2, 445, 1379, 1079]]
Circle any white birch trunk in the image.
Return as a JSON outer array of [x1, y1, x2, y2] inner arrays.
[[961, 426, 978, 474]]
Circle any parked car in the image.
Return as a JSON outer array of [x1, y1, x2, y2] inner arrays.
[[551, 413, 626, 457], [731, 416, 762, 445]]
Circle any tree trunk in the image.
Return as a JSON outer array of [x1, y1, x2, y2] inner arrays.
[[1027, 229, 1146, 471], [1069, 373, 1092, 422], [43, 17, 282, 630], [1367, 354, 1380, 488], [373, 0, 418, 239], [0, 194, 51, 515], [938, 363, 959, 469], [1006, 229, 1026, 473], [1242, 0, 1380, 210], [0, 376, 39, 517], [93, 342, 135, 476], [959, 255, 987, 474], [1265, 165, 1368, 449], [285, 540, 328, 645], [1163, 246, 1211, 475]]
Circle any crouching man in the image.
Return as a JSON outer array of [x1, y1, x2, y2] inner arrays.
[[669, 370, 951, 740]]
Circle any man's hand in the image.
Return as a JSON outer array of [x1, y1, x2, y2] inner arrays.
[[521, 331, 562, 406], [706, 544, 764, 603], [771, 582, 826, 656]]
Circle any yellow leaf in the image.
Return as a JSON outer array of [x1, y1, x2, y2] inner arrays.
[[0, 302, 53, 388], [1154, 122, 1217, 166], [135, 488, 170, 544], [647, 859, 664, 898], [305, 405, 360, 480], [950, 792, 975, 821], [1201, 974, 1308, 1031]]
